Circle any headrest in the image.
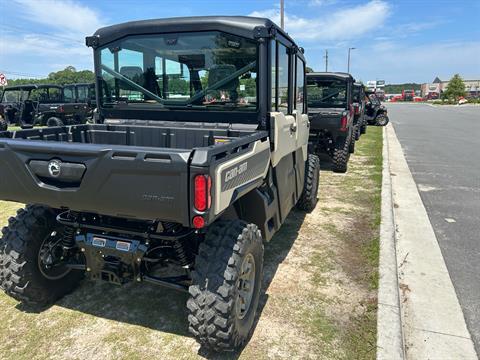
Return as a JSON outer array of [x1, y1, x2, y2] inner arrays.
[[120, 66, 143, 80], [208, 65, 238, 91]]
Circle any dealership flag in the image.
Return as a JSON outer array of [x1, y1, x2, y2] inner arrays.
[[0, 74, 7, 86]]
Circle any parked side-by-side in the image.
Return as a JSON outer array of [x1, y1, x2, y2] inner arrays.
[[0, 83, 95, 130], [0, 16, 320, 352]]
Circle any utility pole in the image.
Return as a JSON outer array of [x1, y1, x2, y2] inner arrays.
[[324, 50, 328, 72], [280, 0, 285, 30], [347, 47, 356, 73]]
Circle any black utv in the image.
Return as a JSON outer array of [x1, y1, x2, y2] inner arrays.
[[0, 84, 90, 129], [63, 82, 96, 121], [306, 72, 355, 173], [353, 82, 367, 137], [365, 90, 389, 126], [0, 16, 319, 352]]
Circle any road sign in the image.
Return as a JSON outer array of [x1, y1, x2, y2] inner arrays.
[[0, 73, 7, 86]]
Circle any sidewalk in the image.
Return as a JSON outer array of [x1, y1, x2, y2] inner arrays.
[[377, 123, 477, 359]]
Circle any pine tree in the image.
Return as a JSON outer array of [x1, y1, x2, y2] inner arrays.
[[443, 74, 466, 101]]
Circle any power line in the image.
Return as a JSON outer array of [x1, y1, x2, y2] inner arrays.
[[0, 24, 84, 44], [0, 69, 45, 78]]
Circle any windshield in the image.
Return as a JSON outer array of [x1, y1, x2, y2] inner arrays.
[[307, 78, 347, 108], [98, 31, 258, 111], [1, 89, 23, 103]]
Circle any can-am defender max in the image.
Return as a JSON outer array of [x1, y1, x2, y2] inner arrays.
[[0, 84, 90, 129], [0, 17, 319, 352]]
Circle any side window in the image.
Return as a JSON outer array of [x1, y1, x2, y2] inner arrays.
[[48, 88, 62, 103], [77, 86, 88, 102], [118, 49, 144, 101], [295, 57, 305, 114], [64, 87, 75, 103], [278, 43, 289, 114], [271, 40, 277, 111]]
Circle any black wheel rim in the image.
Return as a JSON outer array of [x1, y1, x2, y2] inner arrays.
[[37, 230, 72, 280], [236, 253, 256, 320]]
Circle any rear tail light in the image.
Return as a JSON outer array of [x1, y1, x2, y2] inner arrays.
[[340, 114, 348, 132], [192, 216, 205, 229], [58, 106, 64, 113], [194, 174, 211, 211], [354, 104, 360, 115]]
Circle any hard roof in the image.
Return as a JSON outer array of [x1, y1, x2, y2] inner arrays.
[[3, 84, 62, 90], [90, 16, 298, 48], [307, 72, 354, 81]]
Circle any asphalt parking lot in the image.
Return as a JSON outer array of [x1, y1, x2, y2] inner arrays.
[[387, 103, 480, 352]]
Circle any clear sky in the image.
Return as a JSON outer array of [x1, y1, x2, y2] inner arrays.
[[0, 0, 479, 83]]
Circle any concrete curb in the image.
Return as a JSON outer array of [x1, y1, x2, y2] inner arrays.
[[377, 124, 405, 360]]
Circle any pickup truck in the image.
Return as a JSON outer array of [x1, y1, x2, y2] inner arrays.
[[306, 72, 355, 172], [0, 16, 319, 352]]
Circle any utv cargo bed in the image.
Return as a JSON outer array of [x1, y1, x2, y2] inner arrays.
[[0, 124, 264, 224]]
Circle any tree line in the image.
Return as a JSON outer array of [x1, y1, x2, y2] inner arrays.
[[5, 66, 94, 86]]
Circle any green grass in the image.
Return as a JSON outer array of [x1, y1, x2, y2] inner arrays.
[[304, 126, 383, 360]]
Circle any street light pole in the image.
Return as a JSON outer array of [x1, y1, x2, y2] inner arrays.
[[280, 0, 285, 30], [324, 50, 328, 72], [347, 47, 356, 73]]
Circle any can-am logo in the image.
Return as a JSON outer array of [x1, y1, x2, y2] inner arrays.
[[48, 160, 61, 177], [225, 162, 247, 183]]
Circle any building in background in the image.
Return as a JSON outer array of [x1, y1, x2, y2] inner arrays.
[[366, 80, 385, 100], [421, 76, 480, 98]]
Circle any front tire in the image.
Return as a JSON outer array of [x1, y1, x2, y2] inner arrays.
[[187, 220, 264, 351], [354, 124, 360, 141], [349, 132, 356, 154], [0, 205, 84, 306], [332, 136, 350, 173], [297, 154, 320, 212], [376, 114, 389, 126], [360, 121, 367, 134], [0, 116, 7, 131], [47, 117, 64, 127]]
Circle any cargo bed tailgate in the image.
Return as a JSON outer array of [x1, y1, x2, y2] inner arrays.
[[0, 139, 192, 224], [308, 108, 344, 132]]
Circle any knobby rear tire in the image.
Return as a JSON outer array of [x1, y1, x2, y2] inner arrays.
[[0, 205, 83, 306], [297, 153, 320, 212], [187, 220, 264, 351]]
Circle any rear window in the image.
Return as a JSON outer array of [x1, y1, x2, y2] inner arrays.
[[307, 78, 347, 108]]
